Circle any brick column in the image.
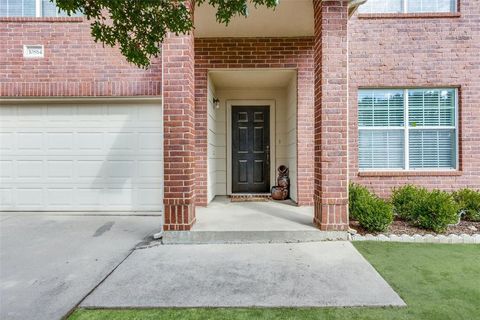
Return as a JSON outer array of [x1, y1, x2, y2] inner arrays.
[[313, 0, 349, 231], [162, 30, 196, 231]]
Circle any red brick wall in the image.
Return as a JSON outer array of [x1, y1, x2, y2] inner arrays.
[[3, 1, 479, 212], [348, 0, 480, 198], [0, 18, 161, 96], [194, 37, 315, 206], [313, 0, 349, 231], [162, 33, 196, 231]]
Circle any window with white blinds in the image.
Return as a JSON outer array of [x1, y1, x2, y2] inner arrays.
[[0, 0, 81, 17], [358, 0, 403, 13], [358, 88, 458, 171], [358, 90, 405, 169], [358, 0, 457, 14], [0, 0, 35, 17]]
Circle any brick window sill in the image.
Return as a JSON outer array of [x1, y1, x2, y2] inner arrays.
[[357, 12, 461, 20], [0, 17, 83, 23], [358, 171, 462, 177]]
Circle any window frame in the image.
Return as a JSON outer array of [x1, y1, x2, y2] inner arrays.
[[358, 88, 459, 172], [358, 0, 458, 14]]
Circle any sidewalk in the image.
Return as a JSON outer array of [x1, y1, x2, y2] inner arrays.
[[81, 241, 405, 308]]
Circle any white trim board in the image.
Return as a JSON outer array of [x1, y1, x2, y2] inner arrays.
[[0, 97, 162, 104], [226, 100, 276, 195]]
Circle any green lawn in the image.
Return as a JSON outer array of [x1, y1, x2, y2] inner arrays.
[[69, 242, 480, 320]]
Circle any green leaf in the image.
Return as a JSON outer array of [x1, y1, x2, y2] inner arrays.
[[54, 0, 278, 68]]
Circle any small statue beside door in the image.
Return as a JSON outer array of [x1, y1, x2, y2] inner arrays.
[[271, 165, 290, 200]]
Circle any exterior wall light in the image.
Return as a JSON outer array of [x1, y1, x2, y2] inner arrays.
[[213, 98, 220, 109]]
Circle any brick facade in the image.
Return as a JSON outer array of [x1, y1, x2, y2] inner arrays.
[[195, 37, 315, 206], [348, 0, 480, 198], [162, 32, 197, 231], [312, 0, 349, 231], [0, 18, 161, 96], [2, 1, 480, 230]]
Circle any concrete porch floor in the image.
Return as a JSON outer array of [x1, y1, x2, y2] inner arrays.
[[162, 197, 348, 244], [195, 196, 316, 231]]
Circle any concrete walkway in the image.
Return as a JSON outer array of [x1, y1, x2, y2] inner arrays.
[[82, 241, 405, 308], [0, 214, 160, 320]]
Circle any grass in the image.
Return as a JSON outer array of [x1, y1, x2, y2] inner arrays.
[[69, 242, 480, 320]]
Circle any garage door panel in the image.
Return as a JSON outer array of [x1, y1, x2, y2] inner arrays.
[[3, 149, 163, 157], [139, 133, 163, 150], [77, 132, 104, 150], [137, 188, 163, 206], [16, 188, 44, 206], [0, 133, 13, 150], [0, 188, 13, 206], [77, 188, 103, 207], [17, 132, 43, 150], [104, 188, 134, 206], [139, 160, 163, 178], [0, 160, 13, 178], [2, 158, 164, 181], [105, 160, 136, 178], [17, 105, 43, 119], [0, 101, 163, 212], [106, 104, 137, 119], [77, 160, 104, 178], [46, 104, 75, 120], [77, 104, 104, 119], [138, 105, 163, 121], [46, 133, 74, 150], [17, 160, 43, 178], [0, 105, 15, 117], [47, 160, 74, 179], [105, 132, 136, 151], [47, 188, 74, 205]]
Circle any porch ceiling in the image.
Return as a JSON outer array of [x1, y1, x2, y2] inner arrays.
[[209, 69, 296, 89], [194, 0, 314, 38]]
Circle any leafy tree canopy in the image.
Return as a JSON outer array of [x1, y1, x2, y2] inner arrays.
[[55, 0, 279, 68]]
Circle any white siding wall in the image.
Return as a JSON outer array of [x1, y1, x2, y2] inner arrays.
[[207, 78, 222, 202], [285, 77, 298, 202], [214, 105, 227, 196]]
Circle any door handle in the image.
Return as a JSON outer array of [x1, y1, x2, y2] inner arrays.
[[266, 145, 270, 166]]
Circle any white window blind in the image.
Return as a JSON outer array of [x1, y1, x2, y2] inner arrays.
[[409, 130, 456, 169], [359, 0, 457, 14], [358, 0, 403, 14], [408, 0, 457, 13], [41, 0, 79, 17], [359, 90, 404, 127], [0, 0, 81, 17], [0, 0, 36, 17], [408, 89, 455, 127], [359, 130, 405, 169], [408, 89, 456, 169], [358, 88, 457, 171], [358, 90, 405, 169]]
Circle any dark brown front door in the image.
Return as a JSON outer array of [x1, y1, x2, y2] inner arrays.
[[232, 106, 270, 193]]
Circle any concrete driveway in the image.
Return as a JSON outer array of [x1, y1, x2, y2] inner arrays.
[[0, 213, 160, 320]]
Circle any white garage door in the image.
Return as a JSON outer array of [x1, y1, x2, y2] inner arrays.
[[0, 100, 163, 212]]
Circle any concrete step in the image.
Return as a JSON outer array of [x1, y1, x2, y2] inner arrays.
[[160, 230, 349, 245]]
